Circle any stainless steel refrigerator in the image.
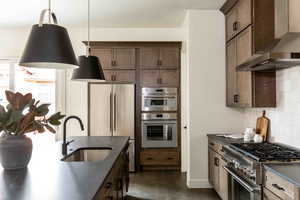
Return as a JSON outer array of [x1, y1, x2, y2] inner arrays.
[[88, 83, 135, 172]]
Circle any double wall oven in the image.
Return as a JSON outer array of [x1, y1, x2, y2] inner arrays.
[[141, 87, 178, 148]]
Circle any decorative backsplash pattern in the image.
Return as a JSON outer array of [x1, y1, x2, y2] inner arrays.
[[244, 67, 300, 148]]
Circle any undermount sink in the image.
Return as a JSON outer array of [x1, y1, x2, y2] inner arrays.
[[62, 148, 112, 162]]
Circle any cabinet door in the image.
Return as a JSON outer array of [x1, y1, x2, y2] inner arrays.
[[219, 158, 229, 200], [213, 153, 220, 193], [226, 8, 238, 41], [113, 48, 136, 69], [103, 70, 115, 82], [114, 70, 136, 83], [91, 48, 113, 69], [236, 26, 252, 107], [236, 0, 252, 33], [226, 39, 237, 106], [159, 48, 179, 69], [140, 70, 160, 87], [89, 84, 113, 137], [159, 70, 179, 87], [208, 148, 214, 186], [140, 48, 160, 69]]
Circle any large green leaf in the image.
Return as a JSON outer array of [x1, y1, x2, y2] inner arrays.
[[48, 112, 65, 126], [36, 104, 50, 116], [6, 110, 24, 126]]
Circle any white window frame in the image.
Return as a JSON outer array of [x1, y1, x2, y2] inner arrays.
[[0, 59, 67, 140]]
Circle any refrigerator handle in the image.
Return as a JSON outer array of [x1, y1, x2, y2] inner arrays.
[[114, 93, 117, 131], [110, 92, 113, 135]]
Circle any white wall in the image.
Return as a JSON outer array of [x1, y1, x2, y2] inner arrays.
[[184, 10, 244, 188], [244, 67, 300, 148]]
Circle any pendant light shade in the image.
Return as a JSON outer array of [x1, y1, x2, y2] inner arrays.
[[71, 55, 105, 81], [71, 0, 105, 81], [19, 8, 78, 69]]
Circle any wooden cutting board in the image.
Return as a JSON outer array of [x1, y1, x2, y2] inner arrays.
[[256, 110, 269, 142]]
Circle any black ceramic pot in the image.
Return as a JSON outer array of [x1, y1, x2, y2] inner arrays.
[[0, 135, 33, 170]]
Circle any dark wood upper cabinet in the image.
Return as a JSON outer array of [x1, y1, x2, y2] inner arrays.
[[159, 70, 179, 87], [91, 48, 113, 69], [159, 48, 180, 69], [226, 39, 237, 106], [235, 0, 252, 34], [140, 48, 160, 68], [91, 48, 136, 70], [226, 26, 276, 108], [103, 70, 136, 83], [140, 70, 160, 87], [224, 0, 274, 53], [140, 47, 179, 69], [113, 48, 136, 69]]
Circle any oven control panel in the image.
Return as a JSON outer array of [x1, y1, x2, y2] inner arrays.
[[228, 159, 256, 182]]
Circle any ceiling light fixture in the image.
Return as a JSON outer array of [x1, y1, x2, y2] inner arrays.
[[71, 0, 105, 81], [19, 0, 78, 69]]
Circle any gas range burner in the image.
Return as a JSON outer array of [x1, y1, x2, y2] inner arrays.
[[230, 142, 300, 162]]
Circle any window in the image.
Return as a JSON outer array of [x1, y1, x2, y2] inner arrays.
[[0, 61, 56, 142]]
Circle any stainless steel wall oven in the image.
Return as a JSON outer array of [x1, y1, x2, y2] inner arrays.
[[141, 113, 177, 148]]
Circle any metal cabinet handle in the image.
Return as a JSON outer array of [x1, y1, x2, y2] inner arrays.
[[111, 60, 117, 66], [146, 157, 153, 160], [167, 157, 174, 160], [272, 184, 285, 191], [214, 157, 219, 166], [233, 21, 238, 31], [114, 94, 117, 131], [110, 93, 113, 134], [234, 94, 239, 103], [157, 60, 163, 66], [105, 182, 113, 189]]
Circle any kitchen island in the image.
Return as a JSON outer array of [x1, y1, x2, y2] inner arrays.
[[0, 136, 130, 200]]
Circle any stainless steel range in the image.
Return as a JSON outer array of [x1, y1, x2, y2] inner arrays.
[[223, 142, 300, 200]]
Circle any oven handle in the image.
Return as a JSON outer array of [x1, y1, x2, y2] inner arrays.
[[223, 166, 259, 193]]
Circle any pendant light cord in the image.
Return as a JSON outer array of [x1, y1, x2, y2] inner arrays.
[[87, 0, 91, 56], [48, 0, 51, 23]]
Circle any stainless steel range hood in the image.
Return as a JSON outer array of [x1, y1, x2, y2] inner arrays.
[[237, 0, 300, 71]]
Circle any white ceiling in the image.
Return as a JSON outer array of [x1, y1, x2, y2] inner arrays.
[[0, 0, 225, 28]]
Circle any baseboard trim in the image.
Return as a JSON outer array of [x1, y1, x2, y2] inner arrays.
[[187, 178, 212, 188]]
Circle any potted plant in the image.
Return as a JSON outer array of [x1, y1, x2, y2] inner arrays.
[[0, 91, 65, 170]]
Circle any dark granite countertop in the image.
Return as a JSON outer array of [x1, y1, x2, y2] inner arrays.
[[207, 134, 244, 145], [264, 164, 300, 187], [0, 136, 129, 200]]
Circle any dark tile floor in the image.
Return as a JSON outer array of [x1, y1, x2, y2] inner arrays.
[[125, 171, 221, 200]]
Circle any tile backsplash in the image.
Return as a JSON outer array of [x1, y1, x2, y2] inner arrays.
[[244, 67, 300, 148]]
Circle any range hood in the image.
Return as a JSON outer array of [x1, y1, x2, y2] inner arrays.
[[237, 0, 300, 71]]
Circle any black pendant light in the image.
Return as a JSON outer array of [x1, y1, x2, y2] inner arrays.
[[71, 0, 105, 81], [19, 0, 78, 69]]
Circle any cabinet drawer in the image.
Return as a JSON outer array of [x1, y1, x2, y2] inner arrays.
[[140, 150, 179, 166], [103, 70, 136, 83], [265, 170, 295, 200]]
